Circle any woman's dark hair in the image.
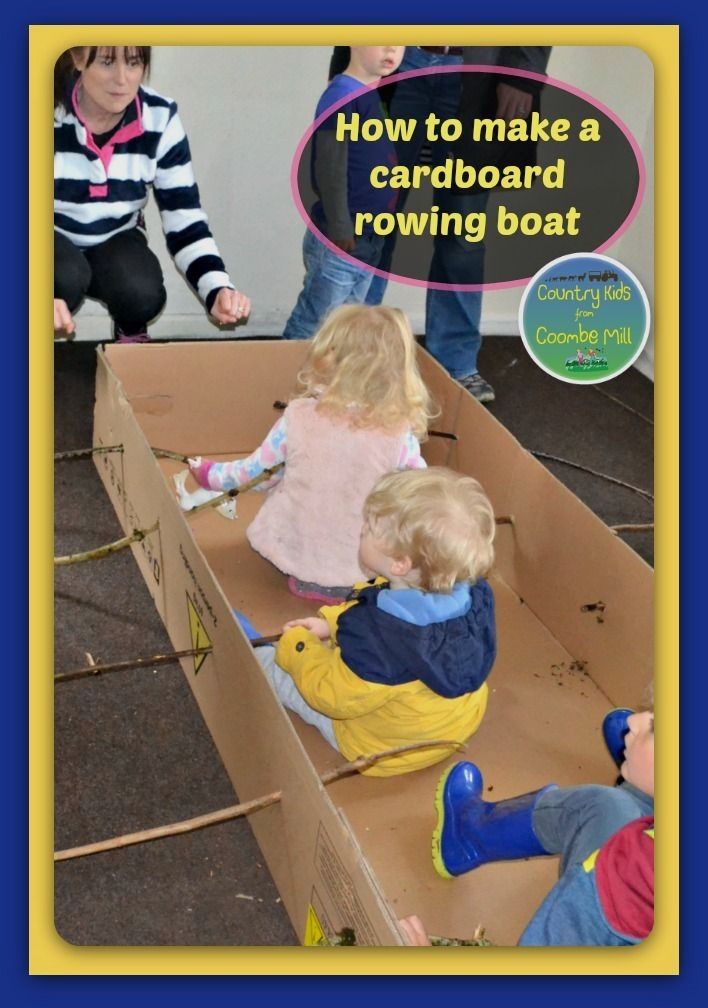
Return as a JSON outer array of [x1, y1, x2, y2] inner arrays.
[[54, 46, 151, 110]]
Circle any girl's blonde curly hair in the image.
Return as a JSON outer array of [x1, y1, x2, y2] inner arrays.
[[296, 304, 438, 440]]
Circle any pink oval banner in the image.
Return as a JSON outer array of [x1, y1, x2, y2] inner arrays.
[[291, 65, 645, 291]]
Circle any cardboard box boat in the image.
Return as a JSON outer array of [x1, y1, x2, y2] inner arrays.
[[93, 340, 652, 947]]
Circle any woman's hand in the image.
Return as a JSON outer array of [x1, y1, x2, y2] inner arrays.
[[210, 288, 251, 326], [282, 617, 331, 641], [496, 82, 532, 122], [54, 298, 75, 336]]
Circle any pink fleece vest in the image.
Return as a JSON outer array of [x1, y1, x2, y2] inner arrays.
[[247, 398, 408, 587]]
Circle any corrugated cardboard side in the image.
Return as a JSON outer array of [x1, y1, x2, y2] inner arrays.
[[93, 347, 402, 945], [93, 341, 653, 946], [412, 353, 652, 941], [418, 350, 652, 710]]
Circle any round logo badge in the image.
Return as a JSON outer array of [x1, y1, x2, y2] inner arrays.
[[518, 253, 650, 384]]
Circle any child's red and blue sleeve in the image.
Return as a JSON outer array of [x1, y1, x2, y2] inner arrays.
[[519, 816, 654, 946]]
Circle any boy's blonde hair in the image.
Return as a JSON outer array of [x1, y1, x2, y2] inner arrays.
[[297, 304, 437, 439], [363, 467, 496, 592]]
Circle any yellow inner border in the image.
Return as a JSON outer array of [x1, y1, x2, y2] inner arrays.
[[32, 24, 678, 976]]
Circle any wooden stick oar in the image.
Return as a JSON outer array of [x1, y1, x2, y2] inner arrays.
[[609, 522, 654, 534], [592, 386, 653, 426], [530, 451, 654, 502], [54, 445, 124, 462], [54, 521, 159, 566], [249, 634, 282, 648], [182, 463, 285, 516], [54, 739, 466, 862], [429, 430, 457, 441], [54, 647, 213, 683], [54, 457, 282, 564], [151, 447, 191, 463]]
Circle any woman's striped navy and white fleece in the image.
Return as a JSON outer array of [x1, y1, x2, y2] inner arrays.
[[54, 84, 234, 311]]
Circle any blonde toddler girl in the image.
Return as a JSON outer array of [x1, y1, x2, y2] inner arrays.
[[189, 304, 435, 603]]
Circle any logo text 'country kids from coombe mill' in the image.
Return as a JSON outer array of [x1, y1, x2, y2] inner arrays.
[[519, 254, 650, 384]]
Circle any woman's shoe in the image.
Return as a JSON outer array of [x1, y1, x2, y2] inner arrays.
[[114, 324, 151, 344]]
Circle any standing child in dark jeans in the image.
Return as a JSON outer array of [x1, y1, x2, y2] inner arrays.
[[282, 46, 404, 341], [254, 467, 497, 777]]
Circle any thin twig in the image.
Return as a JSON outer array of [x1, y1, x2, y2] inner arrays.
[[151, 447, 191, 463], [530, 451, 654, 502], [609, 522, 654, 535], [54, 647, 213, 683], [495, 515, 513, 526], [183, 464, 285, 516], [318, 739, 466, 782], [54, 445, 124, 462], [54, 521, 159, 566], [592, 386, 654, 426], [250, 634, 282, 647], [53, 739, 466, 862], [54, 793, 283, 861]]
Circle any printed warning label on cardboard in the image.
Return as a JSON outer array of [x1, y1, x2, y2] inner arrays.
[[186, 593, 211, 674], [303, 903, 327, 946], [313, 823, 377, 946]]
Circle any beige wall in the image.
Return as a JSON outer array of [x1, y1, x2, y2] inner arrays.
[[70, 45, 654, 380]]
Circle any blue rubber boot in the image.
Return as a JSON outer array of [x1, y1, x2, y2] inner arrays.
[[432, 761, 558, 879], [602, 708, 634, 767]]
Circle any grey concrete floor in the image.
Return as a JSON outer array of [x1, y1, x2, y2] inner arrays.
[[53, 336, 653, 947]]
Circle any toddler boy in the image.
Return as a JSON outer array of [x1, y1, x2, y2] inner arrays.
[[256, 467, 497, 776]]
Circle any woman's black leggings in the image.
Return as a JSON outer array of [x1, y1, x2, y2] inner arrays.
[[54, 229, 167, 334]]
